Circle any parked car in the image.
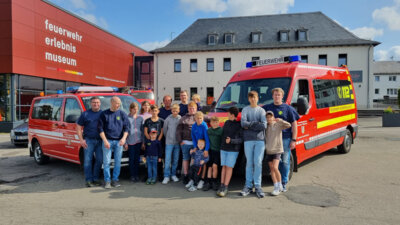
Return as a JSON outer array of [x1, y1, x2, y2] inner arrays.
[[10, 118, 28, 147]]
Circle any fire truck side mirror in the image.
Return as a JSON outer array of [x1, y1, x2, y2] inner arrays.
[[297, 96, 309, 115]]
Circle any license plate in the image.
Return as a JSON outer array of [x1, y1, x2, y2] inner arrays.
[[16, 136, 27, 140]]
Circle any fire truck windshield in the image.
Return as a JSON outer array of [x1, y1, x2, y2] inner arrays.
[[81, 95, 140, 114], [215, 78, 291, 112]]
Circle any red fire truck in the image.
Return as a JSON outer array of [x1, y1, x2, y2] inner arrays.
[[209, 56, 358, 179]]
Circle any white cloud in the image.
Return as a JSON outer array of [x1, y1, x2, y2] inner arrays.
[[372, 1, 400, 30], [226, 0, 294, 16], [179, 0, 294, 16], [375, 46, 400, 61], [76, 10, 109, 29], [348, 27, 383, 40], [180, 0, 227, 14], [69, 0, 87, 9], [139, 40, 170, 51]]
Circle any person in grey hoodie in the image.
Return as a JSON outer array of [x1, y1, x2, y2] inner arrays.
[[162, 104, 182, 184], [240, 91, 267, 198], [124, 102, 144, 182]]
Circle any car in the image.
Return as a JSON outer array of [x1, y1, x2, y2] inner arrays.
[[10, 118, 29, 147], [28, 86, 140, 166]]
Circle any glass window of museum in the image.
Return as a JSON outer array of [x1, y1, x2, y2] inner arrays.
[[0, 74, 83, 126]]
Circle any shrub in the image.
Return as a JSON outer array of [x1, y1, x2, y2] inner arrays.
[[384, 106, 393, 114], [398, 89, 400, 108]]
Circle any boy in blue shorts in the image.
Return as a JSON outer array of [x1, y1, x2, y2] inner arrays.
[[217, 107, 243, 197]]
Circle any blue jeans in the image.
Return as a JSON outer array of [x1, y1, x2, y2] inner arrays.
[[128, 143, 142, 179], [181, 144, 193, 161], [279, 138, 291, 184], [147, 156, 158, 180], [164, 144, 180, 178], [84, 138, 103, 182], [244, 141, 265, 188], [103, 139, 123, 182]]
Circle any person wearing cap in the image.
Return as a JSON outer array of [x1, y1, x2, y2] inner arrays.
[[98, 96, 129, 189], [265, 110, 291, 196], [143, 104, 164, 181], [262, 87, 299, 192], [144, 128, 162, 184]]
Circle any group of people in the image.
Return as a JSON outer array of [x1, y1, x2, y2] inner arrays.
[[76, 88, 299, 198]]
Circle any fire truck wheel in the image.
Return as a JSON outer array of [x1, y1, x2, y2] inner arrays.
[[33, 141, 49, 165], [338, 129, 352, 154]]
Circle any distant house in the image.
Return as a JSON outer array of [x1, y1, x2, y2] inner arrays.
[[373, 61, 400, 103], [152, 12, 379, 108]]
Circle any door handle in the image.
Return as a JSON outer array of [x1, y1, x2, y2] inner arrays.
[[309, 118, 315, 122]]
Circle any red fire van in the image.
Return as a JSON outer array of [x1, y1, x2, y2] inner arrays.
[[28, 86, 140, 166], [209, 56, 358, 179]]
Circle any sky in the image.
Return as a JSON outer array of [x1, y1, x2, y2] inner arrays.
[[47, 0, 400, 61]]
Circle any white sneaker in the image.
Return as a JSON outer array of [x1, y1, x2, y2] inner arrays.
[[188, 185, 197, 192], [271, 188, 280, 196], [282, 183, 288, 192], [171, 176, 179, 182], [197, 180, 204, 189], [185, 180, 194, 188], [162, 177, 170, 184]]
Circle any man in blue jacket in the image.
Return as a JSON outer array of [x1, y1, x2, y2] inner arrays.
[[99, 96, 129, 189]]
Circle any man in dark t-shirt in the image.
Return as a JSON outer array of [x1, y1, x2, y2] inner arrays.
[[262, 88, 299, 192], [76, 96, 103, 188], [179, 90, 189, 116], [98, 96, 129, 189], [159, 95, 172, 120]]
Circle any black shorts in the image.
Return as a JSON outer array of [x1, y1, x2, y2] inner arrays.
[[207, 150, 221, 167], [266, 153, 282, 162]]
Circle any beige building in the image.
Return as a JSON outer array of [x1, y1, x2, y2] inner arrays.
[[152, 12, 379, 109]]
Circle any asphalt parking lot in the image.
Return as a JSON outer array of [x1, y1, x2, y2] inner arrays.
[[0, 117, 400, 225]]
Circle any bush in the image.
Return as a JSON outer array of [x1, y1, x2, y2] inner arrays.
[[384, 106, 393, 114], [398, 89, 400, 108]]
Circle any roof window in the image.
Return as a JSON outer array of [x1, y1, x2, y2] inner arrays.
[[279, 30, 289, 42]]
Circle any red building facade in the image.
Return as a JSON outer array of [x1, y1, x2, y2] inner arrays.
[[0, 0, 151, 131]]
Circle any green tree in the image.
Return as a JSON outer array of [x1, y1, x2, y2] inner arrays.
[[398, 88, 400, 109]]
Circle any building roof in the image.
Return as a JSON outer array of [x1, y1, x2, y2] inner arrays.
[[373, 61, 400, 75], [152, 12, 379, 53]]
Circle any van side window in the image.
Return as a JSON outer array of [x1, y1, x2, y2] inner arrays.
[[291, 79, 309, 110], [313, 79, 354, 109], [32, 98, 63, 121], [64, 98, 82, 123]]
